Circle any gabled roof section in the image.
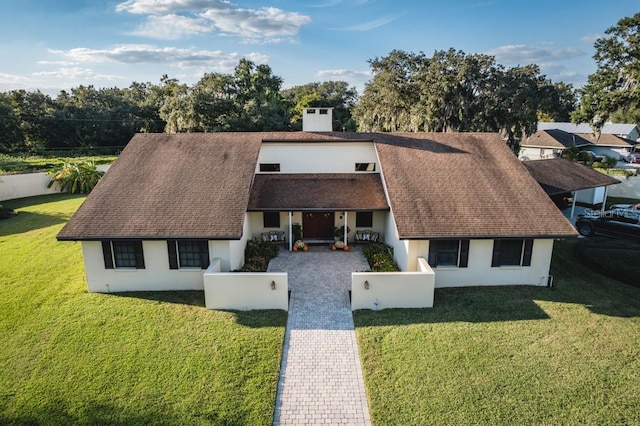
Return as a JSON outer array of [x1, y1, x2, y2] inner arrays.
[[575, 133, 637, 148], [522, 158, 620, 195], [522, 129, 590, 148], [372, 132, 578, 239], [248, 173, 389, 211], [57, 133, 263, 240]]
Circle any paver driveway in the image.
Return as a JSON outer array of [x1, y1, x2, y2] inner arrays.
[[269, 245, 372, 425]]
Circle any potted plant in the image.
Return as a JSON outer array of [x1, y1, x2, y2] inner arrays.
[[332, 225, 350, 241], [292, 223, 303, 242]]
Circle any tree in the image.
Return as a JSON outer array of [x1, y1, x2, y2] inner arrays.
[[282, 81, 358, 131], [572, 12, 640, 132]]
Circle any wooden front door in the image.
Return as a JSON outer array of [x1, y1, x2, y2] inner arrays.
[[302, 212, 334, 239]]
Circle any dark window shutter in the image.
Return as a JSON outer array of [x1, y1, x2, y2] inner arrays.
[[459, 240, 470, 268], [102, 241, 114, 269], [522, 239, 534, 266], [199, 240, 210, 269], [491, 240, 501, 267], [167, 240, 178, 269], [134, 241, 145, 269], [428, 241, 438, 266]]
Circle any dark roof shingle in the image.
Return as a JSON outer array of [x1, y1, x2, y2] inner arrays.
[[248, 173, 389, 211], [522, 158, 620, 195]]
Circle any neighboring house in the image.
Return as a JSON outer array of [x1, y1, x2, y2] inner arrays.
[[530, 122, 639, 161], [537, 122, 639, 141], [519, 129, 590, 160], [58, 112, 578, 294]]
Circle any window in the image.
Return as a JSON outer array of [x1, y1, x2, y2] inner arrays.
[[263, 212, 280, 228], [428, 240, 469, 268], [167, 240, 210, 269], [319, 108, 328, 115], [259, 163, 280, 172], [491, 239, 533, 267], [307, 108, 316, 114], [355, 163, 376, 171], [356, 211, 373, 228], [102, 240, 145, 269]]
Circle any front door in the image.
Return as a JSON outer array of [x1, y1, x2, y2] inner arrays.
[[303, 212, 335, 239]]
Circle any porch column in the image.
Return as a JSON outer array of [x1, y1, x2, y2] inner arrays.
[[570, 191, 577, 219], [288, 211, 292, 252], [601, 186, 609, 216], [344, 211, 348, 246]]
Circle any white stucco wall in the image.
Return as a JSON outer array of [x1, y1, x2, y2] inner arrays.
[[256, 142, 378, 174], [204, 259, 288, 311], [575, 186, 606, 205], [351, 258, 435, 310], [0, 164, 110, 201], [81, 240, 213, 292], [228, 214, 251, 271], [416, 239, 554, 288]]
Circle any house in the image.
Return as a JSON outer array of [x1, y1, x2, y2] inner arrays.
[[526, 122, 639, 161], [57, 116, 578, 295], [519, 129, 590, 160]]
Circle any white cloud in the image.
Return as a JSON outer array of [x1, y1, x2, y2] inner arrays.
[[116, 0, 311, 43], [316, 69, 372, 92], [0, 72, 32, 85], [581, 33, 601, 43], [487, 44, 584, 65], [336, 14, 404, 32], [33, 67, 118, 81], [50, 45, 268, 71], [130, 14, 213, 40]]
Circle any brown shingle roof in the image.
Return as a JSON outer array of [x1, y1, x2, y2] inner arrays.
[[522, 129, 590, 148], [248, 173, 389, 211], [57, 133, 263, 240], [522, 158, 620, 195], [59, 130, 578, 241], [372, 132, 578, 239], [575, 133, 637, 147]]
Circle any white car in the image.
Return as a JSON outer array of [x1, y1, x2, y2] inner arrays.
[[610, 203, 640, 212]]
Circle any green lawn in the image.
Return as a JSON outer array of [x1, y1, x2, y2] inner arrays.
[[355, 239, 640, 425], [0, 195, 287, 425]]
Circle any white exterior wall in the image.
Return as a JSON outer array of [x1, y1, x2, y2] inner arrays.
[[0, 165, 110, 201], [420, 239, 554, 288], [351, 258, 435, 310], [228, 214, 251, 271], [81, 240, 211, 292], [302, 108, 333, 132], [204, 259, 288, 311], [383, 208, 411, 271], [256, 142, 378, 174], [519, 147, 559, 161], [575, 186, 606, 205]]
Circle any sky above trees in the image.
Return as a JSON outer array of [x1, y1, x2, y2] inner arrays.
[[1, 0, 638, 96]]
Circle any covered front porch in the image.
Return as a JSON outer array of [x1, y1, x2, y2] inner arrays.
[[246, 172, 390, 250]]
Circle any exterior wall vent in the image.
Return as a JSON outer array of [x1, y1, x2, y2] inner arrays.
[[302, 107, 333, 132]]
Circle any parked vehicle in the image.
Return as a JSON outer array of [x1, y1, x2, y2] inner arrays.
[[550, 192, 574, 209], [610, 203, 640, 211], [575, 209, 640, 240], [624, 153, 640, 163]]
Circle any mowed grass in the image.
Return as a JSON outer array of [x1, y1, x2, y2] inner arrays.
[[0, 195, 287, 425], [355, 239, 640, 425]]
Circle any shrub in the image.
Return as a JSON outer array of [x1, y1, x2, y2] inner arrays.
[[235, 239, 280, 272], [362, 242, 399, 272], [47, 161, 104, 194]]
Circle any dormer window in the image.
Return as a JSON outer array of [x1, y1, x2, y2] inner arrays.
[[307, 109, 316, 114], [259, 163, 281, 172], [355, 163, 376, 172], [319, 109, 328, 115]]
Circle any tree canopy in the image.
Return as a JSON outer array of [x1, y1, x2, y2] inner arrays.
[[353, 48, 575, 152], [572, 12, 640, 132]]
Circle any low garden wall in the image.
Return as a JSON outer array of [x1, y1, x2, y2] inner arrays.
[[0, 165, 111, 201], [351, 257, 435, 310], [203, 258, 288, 311]]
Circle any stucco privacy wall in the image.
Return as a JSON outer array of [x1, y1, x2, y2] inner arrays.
[[256, 142, 378, 174], [408, 239, 554, 288], [81, 239, 231, 292], [204, 259, 288, 311], [0, 165, 110, 202], [351, 257, 435, 310]]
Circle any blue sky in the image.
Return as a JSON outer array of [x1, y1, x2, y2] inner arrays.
[[0, 0, 638, 96]]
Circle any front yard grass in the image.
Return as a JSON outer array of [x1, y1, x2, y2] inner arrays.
[[355, 239, 640, 425], [0, 195, 287, 425]]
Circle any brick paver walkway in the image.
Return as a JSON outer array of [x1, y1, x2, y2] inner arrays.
[[270, 245, 372, 425]]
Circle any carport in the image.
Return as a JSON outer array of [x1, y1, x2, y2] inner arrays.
[[522, 158, 621, 219]]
